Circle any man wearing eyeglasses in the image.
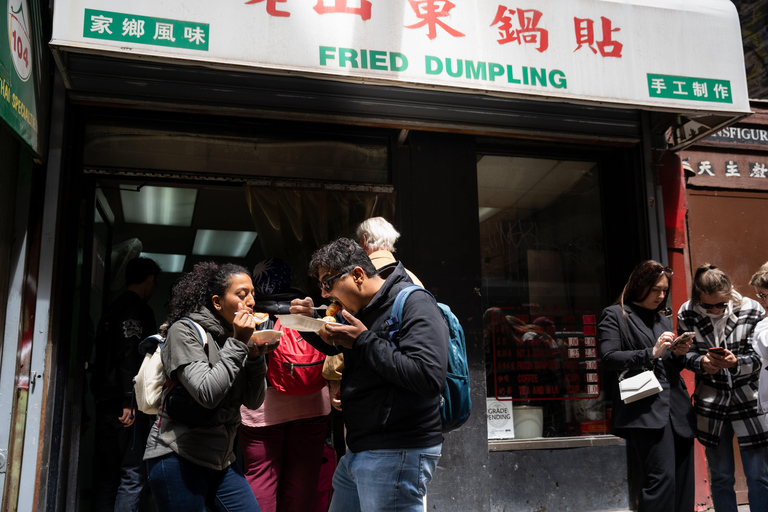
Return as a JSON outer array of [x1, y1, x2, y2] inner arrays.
[[290, 237, 448, 512], [749, 262, 768, 418], [678, 264, 768, 512]]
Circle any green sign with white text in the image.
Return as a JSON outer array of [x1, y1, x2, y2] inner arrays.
[[1, 0, 47, 157], [647, 73, 733, 104], [83, 9, 209, 51]]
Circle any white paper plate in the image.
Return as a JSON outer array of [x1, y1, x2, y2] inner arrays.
[[250, 329, 283, 345], [275, 314, 327, 333]]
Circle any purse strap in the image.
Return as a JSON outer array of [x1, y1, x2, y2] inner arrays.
[[619, 305, 656, 374]]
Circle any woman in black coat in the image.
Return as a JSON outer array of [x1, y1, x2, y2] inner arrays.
[[598, 260, 696, 512]]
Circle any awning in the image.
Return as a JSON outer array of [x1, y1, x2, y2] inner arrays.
[[50, 0, 750, 148]]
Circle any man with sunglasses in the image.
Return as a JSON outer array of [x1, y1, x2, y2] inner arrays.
[[290, 237, 448, 512], [678, 264, 768, 512]]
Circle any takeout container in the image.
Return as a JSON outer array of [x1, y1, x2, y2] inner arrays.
[[250, 329, 283, 346], [275, 314, 328, 333]]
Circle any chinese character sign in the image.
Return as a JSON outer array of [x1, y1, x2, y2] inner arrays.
[[51, 0, 749, 113], [83, 9, 209, 51]]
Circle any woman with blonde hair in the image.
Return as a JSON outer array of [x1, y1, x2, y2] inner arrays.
[[749, 262, 768, 415], [678, 264, 768, 512]]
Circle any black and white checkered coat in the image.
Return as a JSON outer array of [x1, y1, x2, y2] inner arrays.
[[678, 295, 768, 449]]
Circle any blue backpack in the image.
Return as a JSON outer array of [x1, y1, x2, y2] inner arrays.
[[386, 285, 472, 433]]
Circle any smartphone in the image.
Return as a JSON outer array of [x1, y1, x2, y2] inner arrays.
[[708, 346, 726, 355], [670, 331, 695, 349]]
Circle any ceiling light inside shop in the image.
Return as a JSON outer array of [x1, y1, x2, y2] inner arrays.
[[140, 252, 187, 273], [120, 186, 198, 226], [192, 230, 258, 258]]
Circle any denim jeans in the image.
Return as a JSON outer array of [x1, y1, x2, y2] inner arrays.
[[146, 453, 261, 512], [328, 444, 441, 512], [114, 412, 152, 512], [705, 420, 768, 512]]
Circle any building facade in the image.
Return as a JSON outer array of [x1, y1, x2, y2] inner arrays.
[[0, 1, 753, 510]]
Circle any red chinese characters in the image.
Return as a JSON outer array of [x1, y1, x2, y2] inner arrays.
[[313, 0, 372, 21], [406, 0, 465, 40], [245, 0, 290, 18], [491, 6, 548, 53], [573, 16, 623, 57]]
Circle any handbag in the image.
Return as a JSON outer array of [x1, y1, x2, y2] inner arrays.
[[618, 369, 662, 403]]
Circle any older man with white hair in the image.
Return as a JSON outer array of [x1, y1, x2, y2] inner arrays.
[[356, 217, 423, 287]]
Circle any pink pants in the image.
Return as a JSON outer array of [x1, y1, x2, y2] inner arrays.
[[238, 415, 329, 512]]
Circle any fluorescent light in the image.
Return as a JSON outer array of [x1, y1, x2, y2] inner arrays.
[[140, 252, 187, 273], [120, 186, 197, 226], [192, 230, 258, 258]]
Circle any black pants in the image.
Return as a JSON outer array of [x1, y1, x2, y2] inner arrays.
[[92, 400, 151, 512], [628, 422, 695, 512]]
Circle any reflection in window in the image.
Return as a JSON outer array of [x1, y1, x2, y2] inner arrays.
[[478, 155, 610, 440]]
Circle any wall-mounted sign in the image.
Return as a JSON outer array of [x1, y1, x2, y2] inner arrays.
[[487, 398, 515, 440], [1, 0, 47, 156], [50, 0, 750, 115], [707, 126, 768, 146]]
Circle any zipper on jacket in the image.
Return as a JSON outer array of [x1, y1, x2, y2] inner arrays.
[[282, 360, 324, 377]]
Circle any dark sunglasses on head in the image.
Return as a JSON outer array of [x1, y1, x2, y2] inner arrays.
[[699, 301, 728, 310], [318, 269, 348, 293], [654, 265, 673, 275], [757, 292, 767, 300]]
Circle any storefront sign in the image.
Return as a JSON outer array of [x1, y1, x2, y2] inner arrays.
[[707, 126, 768, 146], [693, 159, 768, 179], [1, 0, 45, 156], [50, 0, 750, 114]]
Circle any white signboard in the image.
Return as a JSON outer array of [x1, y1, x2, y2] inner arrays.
[[487, 398, 514, 440], [51, 0, 750, 113]]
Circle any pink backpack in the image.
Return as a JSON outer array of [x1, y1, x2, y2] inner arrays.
[[266, 318, 327, 395]]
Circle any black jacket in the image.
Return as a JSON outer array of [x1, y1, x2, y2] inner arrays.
[[91, 290, 157, 406], [304, 263, 448, 452], [598, 303, 695, 437]]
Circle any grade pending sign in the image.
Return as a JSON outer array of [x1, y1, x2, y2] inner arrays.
[[50, 0, 750, 114], [1, 0, 47, 156]]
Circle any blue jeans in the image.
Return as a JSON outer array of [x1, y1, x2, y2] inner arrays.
[[328, 444, 441, 512], [114, 412, 152, 512], [146, 453, 261, 512], [705, 420, 768, 512]]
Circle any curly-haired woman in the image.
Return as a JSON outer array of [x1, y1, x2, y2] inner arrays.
[[144, 262, 275, 512]]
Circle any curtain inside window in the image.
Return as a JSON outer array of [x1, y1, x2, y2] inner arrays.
[[244, 184, 395, 294]]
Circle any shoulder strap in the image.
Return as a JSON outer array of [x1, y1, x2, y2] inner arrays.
[[178, 317, 208, 348], [387, 285, 435, 347]]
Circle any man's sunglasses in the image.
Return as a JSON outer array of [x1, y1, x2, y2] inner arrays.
[[699, 301, 728, 310], [757, 292, 767, 300], [318, 269, 349, 293]]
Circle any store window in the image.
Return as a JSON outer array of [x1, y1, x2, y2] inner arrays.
[[477, 155, 611, 442]]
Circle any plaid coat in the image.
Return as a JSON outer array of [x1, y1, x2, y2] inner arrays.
[[678, 295, 768, 449]]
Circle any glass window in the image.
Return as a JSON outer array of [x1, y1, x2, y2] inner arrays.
[[83, 121, 389, 184], [478, 155, 610, 441]]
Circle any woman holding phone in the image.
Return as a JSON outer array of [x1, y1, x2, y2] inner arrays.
[[678, 264, 768, 512], [598, 260, 696, 512]]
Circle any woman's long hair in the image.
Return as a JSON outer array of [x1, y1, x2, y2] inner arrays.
[[618, 260, 673, 314], [166, 262, 251, 326], [691, 263, 734, 304]]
